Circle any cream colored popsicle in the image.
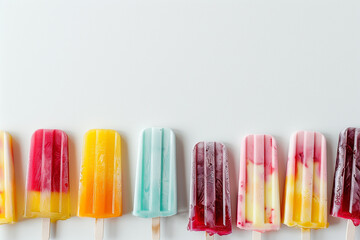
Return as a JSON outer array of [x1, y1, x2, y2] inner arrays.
[[237, 134, 280, 236], [283, 131, 328, 238]]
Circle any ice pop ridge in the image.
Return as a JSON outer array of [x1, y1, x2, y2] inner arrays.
[[25, 129, 70, 221], [237, 135, 280, 232], [283, 131, 328, 229], [78, 129, 122, 218], [0, 131, 16, 224], [133, 127, 176, 218], [188, 142, 231, 236], [331, 128, 360, 226]]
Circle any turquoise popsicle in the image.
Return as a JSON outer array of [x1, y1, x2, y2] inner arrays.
[[133, 127, 177, 218]]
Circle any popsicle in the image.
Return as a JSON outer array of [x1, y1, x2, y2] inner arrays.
[[188, 141, 231, 238], [0, 131, 16, 224], [330, 127, 360, 240], [77, 129, 122, 240], [133, 127, 176, 240], [237, 134, 280, 240], [24, 129, 70, 240], [283, 131, 328, 239]]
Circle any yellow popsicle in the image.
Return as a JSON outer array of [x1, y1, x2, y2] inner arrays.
[[77, 129, 122, 218]]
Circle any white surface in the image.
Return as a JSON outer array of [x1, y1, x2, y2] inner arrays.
[[1, 0, 360, 239]]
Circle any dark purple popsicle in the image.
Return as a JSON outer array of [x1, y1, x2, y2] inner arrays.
[[331, 127, 360, 225], [187, 142, 232, 236]]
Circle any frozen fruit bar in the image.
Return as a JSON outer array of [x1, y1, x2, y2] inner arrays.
[[77, 129, 122, 218], [283, 131, 328, 229], [25, 129, 70, 221], [188, 142, 231, 236], [237, 134, 280, 232]]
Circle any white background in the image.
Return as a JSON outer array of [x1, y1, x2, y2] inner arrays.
[[1, 0, 360, 239]]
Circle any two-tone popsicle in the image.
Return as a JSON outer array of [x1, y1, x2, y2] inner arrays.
[[237, 134, 280, 240], [283, 131, 328, 240], [24, 129, 70, 240]]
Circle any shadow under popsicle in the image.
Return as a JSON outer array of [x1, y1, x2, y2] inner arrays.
[[325, 131, 341, 226], [119, 132, 132, 215], [174, 129, 187, 213], [11, 133, 26, 223], [50, 221, 57, 238], [68, 132, 80, 218]]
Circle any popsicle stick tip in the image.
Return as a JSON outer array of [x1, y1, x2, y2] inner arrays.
[[252, 231, 262, 240], [346, 220, 355, 240], [42, 218, 50, 240], [205, 232, 214, 240], [152, 217, 160, 240], [95, 218, 104, 240], [301, 228, 310, 240]]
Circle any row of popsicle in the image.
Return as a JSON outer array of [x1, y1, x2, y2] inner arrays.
[[0, 128, 358, 238]]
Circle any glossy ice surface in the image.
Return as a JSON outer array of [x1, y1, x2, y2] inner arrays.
[[133, 128, 176, 218], [283, 131, 328, 229], [188, 142, 231, 236], [0, 131, 16, 224], [78, 129, 122, 218], [237, 135, 280, 232], [25, 129, 70, 221], [331, 128, 360, 226]]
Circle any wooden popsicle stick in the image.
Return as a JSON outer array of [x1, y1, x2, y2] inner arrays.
[[252, 231, 262, 240], [152, 217, 160, 240], [205, 232, 214, 240], [346, 220, 355, 240], [95, 218, 104, 240], [42, 218, 50, 240], [301, 228, 310, 240]]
